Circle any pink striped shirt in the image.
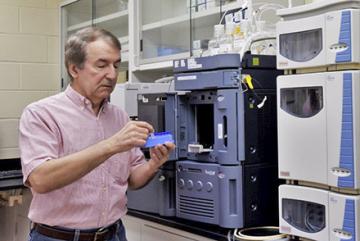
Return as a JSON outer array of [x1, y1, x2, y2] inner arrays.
[[19, 85, 145, 229]]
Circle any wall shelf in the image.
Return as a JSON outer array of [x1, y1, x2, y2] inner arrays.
[[67, 9, 128, 31], [142, 2, 240, 32]]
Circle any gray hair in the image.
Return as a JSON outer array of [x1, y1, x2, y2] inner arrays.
[[65, 27, 121, 81]]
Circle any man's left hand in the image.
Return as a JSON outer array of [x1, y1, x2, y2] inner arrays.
[[148, 142, 176, 171]]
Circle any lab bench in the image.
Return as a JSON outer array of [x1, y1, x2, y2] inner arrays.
[[0, 158, 23, 190]]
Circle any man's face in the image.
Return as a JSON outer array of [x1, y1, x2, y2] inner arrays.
[[70, 39, 121, 106]]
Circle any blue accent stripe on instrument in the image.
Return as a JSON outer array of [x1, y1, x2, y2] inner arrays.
[[338, 73, 354, 188], [341, 199, 355, 241], [336, 11, 352, 63]]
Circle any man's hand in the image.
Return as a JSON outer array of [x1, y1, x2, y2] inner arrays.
[[148, 142, 176, 171], [128, 141, 176, 189], [107, 121, 154, 154]]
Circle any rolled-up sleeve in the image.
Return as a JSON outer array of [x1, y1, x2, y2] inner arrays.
[[19, 107, 60, 185], [129, 147, 146, 172]]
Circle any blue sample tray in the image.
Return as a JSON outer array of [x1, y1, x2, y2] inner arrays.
[[144, 132, 174, 148]]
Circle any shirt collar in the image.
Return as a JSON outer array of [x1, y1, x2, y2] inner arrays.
[[65, 85, 109, 113]]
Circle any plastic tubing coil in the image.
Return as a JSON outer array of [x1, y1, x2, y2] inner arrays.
[[234, 226, 289, 241]]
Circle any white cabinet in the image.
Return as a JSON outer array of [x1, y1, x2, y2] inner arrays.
[[129, 0, 302, 82], [61, 0, 307, 85], [138, 0, 190, 64], [123, 215, 217, 241], [129, 0, 243, 83]]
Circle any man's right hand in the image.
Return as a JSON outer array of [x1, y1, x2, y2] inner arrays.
[[107, 121, 154, 154]]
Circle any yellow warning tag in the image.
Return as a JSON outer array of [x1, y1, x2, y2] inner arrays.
[[244, 75, 254, 90]]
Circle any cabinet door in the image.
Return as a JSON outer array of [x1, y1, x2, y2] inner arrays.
[[142, 223, 214, 241], [60, 0, 92, 89], [139, 0, 191, 64], [93, 0, 129, 64], [123, 215, 216, 241], [60, 0, 129, 89], [122, 215, 141, 241]]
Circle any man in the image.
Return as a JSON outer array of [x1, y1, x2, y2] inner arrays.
[[19, 27, 175, 241]]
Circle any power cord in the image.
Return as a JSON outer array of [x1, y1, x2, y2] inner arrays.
[[239, 74, 268, 109]]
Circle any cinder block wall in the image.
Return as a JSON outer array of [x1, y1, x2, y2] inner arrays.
[[0, 1, 61, 241], [0, 0, 61, 160]]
